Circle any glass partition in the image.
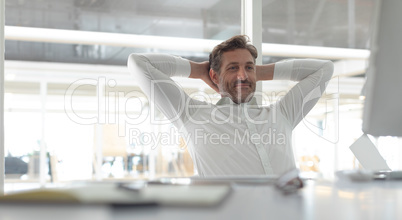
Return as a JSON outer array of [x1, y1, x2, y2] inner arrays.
[[4, 0, 241, 186]]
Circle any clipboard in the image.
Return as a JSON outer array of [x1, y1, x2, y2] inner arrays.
[[0, 181, 232, 207]]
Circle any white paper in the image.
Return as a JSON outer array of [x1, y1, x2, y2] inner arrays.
[[349, 134, 391, 171]]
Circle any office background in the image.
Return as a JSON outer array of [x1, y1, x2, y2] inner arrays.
[[2, 0, 402, 190]]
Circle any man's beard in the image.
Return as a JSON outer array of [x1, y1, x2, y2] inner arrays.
[[221, 79, 256, 104]]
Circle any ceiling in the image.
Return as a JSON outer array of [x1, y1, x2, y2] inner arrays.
[[4, 0, 378, 66]]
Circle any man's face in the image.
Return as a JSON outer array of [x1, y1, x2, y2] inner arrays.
[[212, 49, 257, 104]]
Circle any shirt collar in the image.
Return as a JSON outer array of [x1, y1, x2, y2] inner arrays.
[[215, 96, 259, 108]]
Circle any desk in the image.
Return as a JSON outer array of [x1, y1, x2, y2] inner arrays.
[[1, 179, 402, 220]]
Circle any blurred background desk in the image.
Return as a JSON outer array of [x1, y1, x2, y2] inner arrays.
[[1, 179, 402, 220]]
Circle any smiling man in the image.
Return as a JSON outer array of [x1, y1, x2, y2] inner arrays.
[[128, 35, 334, 177], [210, 46, 257, 104]]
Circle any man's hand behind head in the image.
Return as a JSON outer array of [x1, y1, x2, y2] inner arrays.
[[189, 61, 219, 93]]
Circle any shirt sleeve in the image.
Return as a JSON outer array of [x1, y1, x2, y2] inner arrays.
[[127, 53, 195, 128], [273, 59, 334, 129]]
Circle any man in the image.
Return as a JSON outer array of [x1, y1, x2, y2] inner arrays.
[[128, 35, 334, 177]]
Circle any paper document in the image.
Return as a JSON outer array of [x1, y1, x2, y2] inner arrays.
[[0, 182, 232, 207], [349, 134, 391, 171]]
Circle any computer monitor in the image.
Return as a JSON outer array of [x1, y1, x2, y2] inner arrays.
[[362, 0, 402, 137]]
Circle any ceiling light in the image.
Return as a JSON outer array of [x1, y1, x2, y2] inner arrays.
[[5, 26, 370, 60]]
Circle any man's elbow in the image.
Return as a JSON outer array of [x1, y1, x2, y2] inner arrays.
[[322, 60, 334, 80], [127, 53, 148, 75]]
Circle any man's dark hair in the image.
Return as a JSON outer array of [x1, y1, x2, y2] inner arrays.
[[209, 35, 258, 74]]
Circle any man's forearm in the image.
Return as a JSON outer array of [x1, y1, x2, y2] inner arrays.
[[273, 59, 333, 82], [128, 53, 191, 79], [256, 63, 275, 81]]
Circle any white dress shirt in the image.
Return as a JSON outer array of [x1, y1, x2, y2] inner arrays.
[[128, 54, 334, 177]]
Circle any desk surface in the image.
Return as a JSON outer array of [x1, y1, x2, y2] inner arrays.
[[1, 179, 402, 220]]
